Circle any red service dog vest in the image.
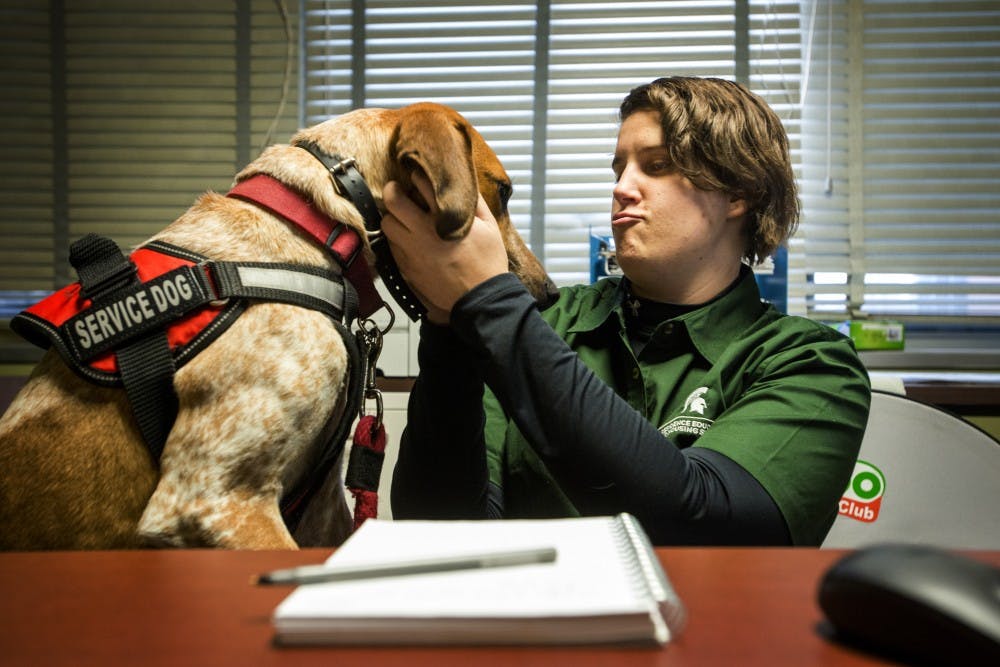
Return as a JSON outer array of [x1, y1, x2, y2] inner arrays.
[[12, 240, 355, 386], [14, 242, 239, 384]]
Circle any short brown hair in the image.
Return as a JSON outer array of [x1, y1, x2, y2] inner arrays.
[[619, 76, 799, 265]]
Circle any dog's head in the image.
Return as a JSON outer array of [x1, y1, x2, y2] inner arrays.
[[236, 102, 558, 308]]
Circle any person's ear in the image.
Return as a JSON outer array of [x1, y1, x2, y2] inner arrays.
[[727, 195, 748, 220]]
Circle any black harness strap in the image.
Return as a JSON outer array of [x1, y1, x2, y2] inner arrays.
[[70, 234, 177, 462], [115, 333, 177, 463], [71, 233, 141, 297], [279, 318, 366, 532]]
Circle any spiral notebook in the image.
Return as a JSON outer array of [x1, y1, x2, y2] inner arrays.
[[271, 513, 685, 646]]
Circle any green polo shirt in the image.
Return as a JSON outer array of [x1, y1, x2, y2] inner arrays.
[[482, 269, 871, 545]]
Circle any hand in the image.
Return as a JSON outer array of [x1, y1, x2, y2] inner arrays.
[[381, 171, 509, 325]]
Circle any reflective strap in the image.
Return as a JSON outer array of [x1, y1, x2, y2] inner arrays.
[[236, 265, 346, 314], [226, 173, 385, 319], [205, 261, 353, 324]]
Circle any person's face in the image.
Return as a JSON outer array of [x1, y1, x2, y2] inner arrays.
[[611, 110, 747, 303]]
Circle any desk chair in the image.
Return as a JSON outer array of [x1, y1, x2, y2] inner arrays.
[[821, 390, 1000, 549]]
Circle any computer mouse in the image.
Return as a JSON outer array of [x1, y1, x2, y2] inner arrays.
[[818, 543, 1000, 666]]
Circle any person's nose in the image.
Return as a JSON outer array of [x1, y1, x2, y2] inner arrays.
[[612, 165, 640, 207]]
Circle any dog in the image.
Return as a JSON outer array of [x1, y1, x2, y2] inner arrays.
[[0, 102, 557, 550]]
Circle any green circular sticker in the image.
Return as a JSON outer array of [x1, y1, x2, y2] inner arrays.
[[852, 470, 882, 500]]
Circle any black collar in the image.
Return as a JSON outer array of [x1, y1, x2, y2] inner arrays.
[[294, 140, 427, 322]]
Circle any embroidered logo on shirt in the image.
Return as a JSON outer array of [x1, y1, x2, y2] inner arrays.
[[682, 386, 709, 415], [659, 387, 714, 440]]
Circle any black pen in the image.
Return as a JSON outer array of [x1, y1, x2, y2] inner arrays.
[[253, 546, 558, 586]]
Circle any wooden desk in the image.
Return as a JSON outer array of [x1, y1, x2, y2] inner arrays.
[[1, 547, 997, 666]]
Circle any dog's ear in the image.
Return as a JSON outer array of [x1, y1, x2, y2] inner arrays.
[[393, 107, 478, 239]]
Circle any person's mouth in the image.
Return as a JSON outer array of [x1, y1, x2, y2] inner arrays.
[[612, 211, 643, 227]]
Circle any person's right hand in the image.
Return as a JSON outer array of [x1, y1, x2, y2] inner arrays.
[[381, 171, 509, 325]]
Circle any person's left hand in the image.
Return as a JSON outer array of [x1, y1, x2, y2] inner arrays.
[[381, 171, 509, 325]]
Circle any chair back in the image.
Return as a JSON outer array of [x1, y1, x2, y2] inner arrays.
[[821, 390, 1000, 549]]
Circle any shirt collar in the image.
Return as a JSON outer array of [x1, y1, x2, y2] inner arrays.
[[567, 265, 767, 363], [567, 277, 626, 334], [680, 265, 766, 362]]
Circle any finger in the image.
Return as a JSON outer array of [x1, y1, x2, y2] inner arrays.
[[379, 210, 409, 246], [382, 180, 431, 232], [475, 192, 497, 225], [410, 171, 439, 216]]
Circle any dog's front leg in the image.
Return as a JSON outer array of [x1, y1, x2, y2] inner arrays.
[[136, 395, 303, 549], [136, 304, 350, 549]]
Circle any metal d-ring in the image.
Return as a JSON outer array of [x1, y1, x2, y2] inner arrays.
[[372, 302, 395, 336], [357, 316, 386, 426]]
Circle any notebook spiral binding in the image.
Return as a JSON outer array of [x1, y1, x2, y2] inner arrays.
[[613, 513, 687, 640]]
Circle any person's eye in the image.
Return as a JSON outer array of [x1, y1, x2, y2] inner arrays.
[[646, 159, 671, 174]]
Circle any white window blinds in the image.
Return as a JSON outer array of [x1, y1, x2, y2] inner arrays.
[[799, 0, 1000, 325], [302, 0, 802, 285], [0, 0, 298, 297]]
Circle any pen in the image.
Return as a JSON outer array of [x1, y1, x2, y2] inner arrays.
[[253, 546, 558, 586]]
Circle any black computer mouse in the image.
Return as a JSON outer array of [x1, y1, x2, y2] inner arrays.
[[818, 543, 1000, 666]]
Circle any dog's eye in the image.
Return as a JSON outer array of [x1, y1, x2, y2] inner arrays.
[[497, 182, 513, 209]]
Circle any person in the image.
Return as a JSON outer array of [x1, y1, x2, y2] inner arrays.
[[380, 76, 871, 546]]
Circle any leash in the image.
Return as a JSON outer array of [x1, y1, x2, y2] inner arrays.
[[346, 318, 388, 529], [275, 315, 388, 534]]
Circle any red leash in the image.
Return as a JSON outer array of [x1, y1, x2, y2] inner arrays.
[[348, 415, 387, 530], [345, 318, 390, 530]]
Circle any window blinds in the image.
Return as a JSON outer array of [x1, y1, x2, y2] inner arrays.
[[800, 0, 1000, 324], [0, 0, 298, 296], [302, 0, 802, 285], [4, 2, 995, 333], [0, 1, 54, 294]]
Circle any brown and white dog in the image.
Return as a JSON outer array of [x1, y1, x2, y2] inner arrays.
[[0, 102, 556, 551]]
